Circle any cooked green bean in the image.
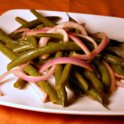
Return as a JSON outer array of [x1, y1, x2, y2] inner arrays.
[[73, 71, 89, 92], [37, 81, 59, 104], [35, 33, 63, 39], [0, 41, 59, 103], [14, 78, 27, 89], [9, 16, 61, 39], [93, 60, 111, 91], [8, 42, 81, 70], [55, 51, 67, 106], [26, 36, 37, 49], [30, 9, 55, 27], [15, 17, 27, 25], [87, 88, 103, 104], [13, 44, 34, 53], [56, 52, 73, 89], [104, 54, 124, 67], [83, 70, 104, 92], [55, 51, 63, 82], [0, 42, 17, 60], [0, 29, 17, 49]]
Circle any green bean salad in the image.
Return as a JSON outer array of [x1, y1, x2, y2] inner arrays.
[[0, 9, 124, 108]]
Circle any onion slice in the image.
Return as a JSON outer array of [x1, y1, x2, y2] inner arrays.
[[73, 32, 109, 60], [26, 27, 51, 36], [39, 57, 92, 72], [13, 66, 56, 82], [56, 21, 87, 35], [0, 70, 14, 83], [69, 33, 90, 55], [75, 34, 97, 48]]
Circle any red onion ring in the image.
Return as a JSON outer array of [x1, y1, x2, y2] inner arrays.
[[69, 33, 90, 55], [56, 21, 87, 35], [13, 66, 56, 82], [25, 27, 51, 36], [39, 57, 92, 73], [72, 32, 109, 60], [75, 34, 97, 48]]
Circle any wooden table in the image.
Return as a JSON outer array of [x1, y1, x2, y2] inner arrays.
[[0, 0, 124, 123]]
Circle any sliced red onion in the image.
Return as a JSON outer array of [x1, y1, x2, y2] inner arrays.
[[55, 21, 87, 35], [0, 70, 14, 83], [39, 28, 68, 47], [26, 27, 51, 36], [73, 32, 109, 60], [13, 65, 56, 82], [75, 34, 97, 48], [69, 33, 90, 55], [39, 57, 92, 73], [0, 62, 29, 82], [103, 61, 116, 93]]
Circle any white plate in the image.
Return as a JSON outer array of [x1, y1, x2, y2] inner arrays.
[[0, 9, 124, 115]]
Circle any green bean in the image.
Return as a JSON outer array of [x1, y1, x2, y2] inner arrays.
[[26, 36, 37, 49], [0, 42, 59, 103], [21, 16, 60, 28], [35, 33, 63, 39], [7, 42, 81, 70], [55, 51, 63, 82], [55, 51, 67, 106], [111, 65, 124, 75], [24, 65, 59, 103], [35, 24, 44, 29], [9, 19, 42, 39], [15, 17, 27, 25], [9, 16, 61, 39], [104, 54, 124, 67], [73, 71, 89, 92], [30, 9, 55, 27], [37, 81, 59, 104], [0, 42, 17, 60], [93, 60, 111, 91], [14, 78, 27, 89], [83, 70, 104, 92], [87, 88, 103, 104], [15, 16, 60, 29], [13, 44, 35, 53], [56, 52, 73, 89], [0, 29, 17, 49]]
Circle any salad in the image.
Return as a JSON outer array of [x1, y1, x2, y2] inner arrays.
[[0, 9, 124, 108]]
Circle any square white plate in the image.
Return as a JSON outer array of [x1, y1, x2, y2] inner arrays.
[[0, 9, 124, 115]]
